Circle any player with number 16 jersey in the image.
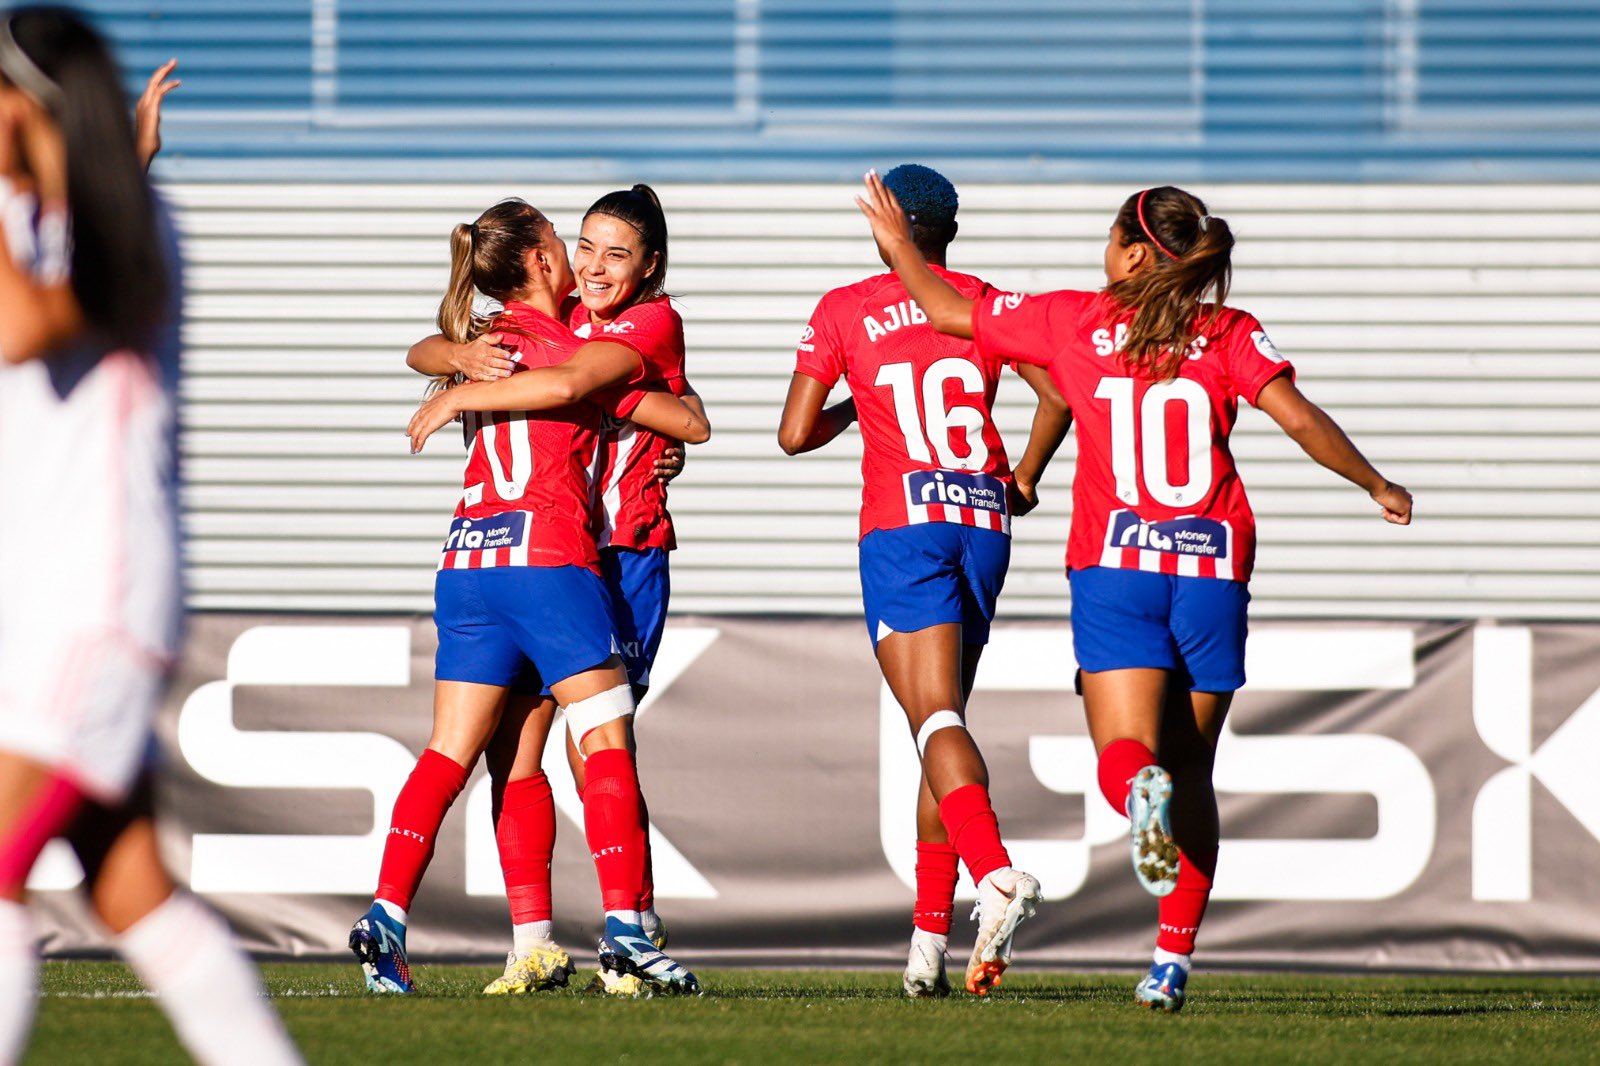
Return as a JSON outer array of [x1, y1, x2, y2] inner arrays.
[[782, 165, 1072, 1001]]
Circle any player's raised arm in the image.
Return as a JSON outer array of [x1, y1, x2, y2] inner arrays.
[[856, 169, 976, 338], [1254, 375, 1412, 525], [1007, 362, 1072, 516]]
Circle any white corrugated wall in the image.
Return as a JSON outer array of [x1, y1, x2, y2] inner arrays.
[[172, 183, 1600, 619]]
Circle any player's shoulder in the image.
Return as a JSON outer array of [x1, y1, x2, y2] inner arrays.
[[608, 295, 681, 333], [931, 267, 993, 298]]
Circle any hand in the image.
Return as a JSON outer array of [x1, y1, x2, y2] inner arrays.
[[1372, 480, 1412, 525], [1008, 475, 1040, 517], [136, 59, 180, 170], [407, 387, 463, 454], [451, 332, 516, 381], [854, 169, 915, 259], [655, 444, 686, 483]]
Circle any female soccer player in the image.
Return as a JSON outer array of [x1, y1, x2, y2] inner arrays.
[[858, 173, 1412, 1012], [780, 164, 1072, 998], [353, 197, 707, 997], [0, 9, 301, 1063], [406, 185, 693, 995]]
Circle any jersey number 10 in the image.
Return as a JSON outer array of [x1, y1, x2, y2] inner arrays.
[[875, 358, 987, 471], [1094, 376, 1213, 507]]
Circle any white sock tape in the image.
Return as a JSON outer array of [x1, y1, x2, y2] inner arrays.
[[564, 683, 635, 748], [915, 710, 966, 758]]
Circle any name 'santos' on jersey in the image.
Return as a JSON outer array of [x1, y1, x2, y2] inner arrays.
[[569, 296, 688, 553], [794, 267, 1038, 540], [972, 289, 1294, 582], [441, 301, 649, 572]]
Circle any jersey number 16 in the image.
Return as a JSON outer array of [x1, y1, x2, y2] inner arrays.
[[875, 358, 987, 472]]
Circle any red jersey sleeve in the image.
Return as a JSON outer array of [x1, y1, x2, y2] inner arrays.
[[1221, 312, 1295, 406], [793, 291, 848, 387], [593, 383, 647, 420], [596, 299, 687, 390], [970, 289, 1085, 369]]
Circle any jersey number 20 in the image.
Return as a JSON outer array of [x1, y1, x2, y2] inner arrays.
[[1094, 376, 1212, 507], [875, 358, 986, 471]]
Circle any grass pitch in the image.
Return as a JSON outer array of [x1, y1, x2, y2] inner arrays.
[[29, 961, 1600, 1064]]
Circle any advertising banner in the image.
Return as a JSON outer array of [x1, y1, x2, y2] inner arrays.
[[29, 616, 1600, 971]]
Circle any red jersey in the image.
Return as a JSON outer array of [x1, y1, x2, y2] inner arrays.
[[569, 296, 687, 552], [440, 301, 643, 572], [972, 289, 1293, 581], [794, 267, 1020, 539]]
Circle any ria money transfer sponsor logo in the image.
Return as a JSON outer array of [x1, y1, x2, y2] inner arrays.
[[906, 469, 1008, 515], [444, 512, 527, 552], [1108, 511, 1227, 557]]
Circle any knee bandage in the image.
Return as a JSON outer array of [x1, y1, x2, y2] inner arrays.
[[915, 710, 967, 758], [564, 684, 636, 750]]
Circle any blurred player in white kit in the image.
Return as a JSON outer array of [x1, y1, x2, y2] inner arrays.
[[0, 7, 299, 1063]]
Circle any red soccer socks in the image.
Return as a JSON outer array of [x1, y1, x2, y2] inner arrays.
[[375, 748, 469, 910], [937, 783, 1011, 886], [1098, 738, 1158, 814], [582, 748, 650, 913], [1156, 847, 1217, 955], [495, 772, 556, 926], [912, 840, 960, 935]]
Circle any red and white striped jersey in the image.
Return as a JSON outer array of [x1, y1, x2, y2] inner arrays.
[[439, 301, 644, 572], [972, 289, 1294, 582], [569, 296, 687, 552], [794, 268, 1023, 540]]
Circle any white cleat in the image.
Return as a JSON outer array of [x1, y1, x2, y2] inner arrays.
[[902, 929, 952, 999], [965, 867, 1042, 996]]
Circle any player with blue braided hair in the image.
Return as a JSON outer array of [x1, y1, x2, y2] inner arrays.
[[781, 164, 1072, 998]]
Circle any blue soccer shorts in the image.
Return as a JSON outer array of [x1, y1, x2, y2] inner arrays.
[[434, 565, 619, 692], [1068, 565, 1250, 692], [599, 545, 670, 697], [858, 523, 1011, 649]]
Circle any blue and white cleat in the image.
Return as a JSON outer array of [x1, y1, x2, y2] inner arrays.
[[349, 904, 414, 994], [1127, 765, 1179, 897], [1135, 961, 1188, 1012], [597, 916, 700, 996], [591, 911, 671, 997]]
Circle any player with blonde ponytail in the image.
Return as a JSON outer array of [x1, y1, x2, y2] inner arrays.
[[858, 174, 1412, 1012]]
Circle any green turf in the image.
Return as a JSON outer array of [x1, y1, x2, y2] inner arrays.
[[26, 960, 1600, 1065]]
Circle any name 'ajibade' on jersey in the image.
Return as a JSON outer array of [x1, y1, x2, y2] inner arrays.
[[794, 267, 1030, 539], [971, 289, 1294, 581]]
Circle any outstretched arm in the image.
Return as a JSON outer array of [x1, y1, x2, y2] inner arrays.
[[407, 332, 516, 381], [407, 340, 643, 452], [855, 170, 976, 338], [1255, 375, 1412, 524], [778, 373, 856, 455], [628, 389, 711, 445], [1008, 362, 1072, 516]]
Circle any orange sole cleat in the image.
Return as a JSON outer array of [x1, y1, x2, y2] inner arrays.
[[965, 958, 1007, 996]]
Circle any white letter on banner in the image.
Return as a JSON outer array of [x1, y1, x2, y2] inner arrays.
[[1213, 628, 1431, 901], [880, 626, 1428, 902], [1472, 626, 1600, 901], [464, 627, 721, 900], [179, 626, 416, 894]]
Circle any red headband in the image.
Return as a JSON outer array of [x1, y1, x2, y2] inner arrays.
[[1135, 188, 1181, 261]]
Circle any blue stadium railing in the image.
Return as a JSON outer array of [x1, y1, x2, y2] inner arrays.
[[80, 1, 1600, 181]]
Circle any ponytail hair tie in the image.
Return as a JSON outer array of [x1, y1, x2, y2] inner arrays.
[[1198, 214, 1211, 233], [1135, 188, 1182, 261], [467, 221, 479, 243]]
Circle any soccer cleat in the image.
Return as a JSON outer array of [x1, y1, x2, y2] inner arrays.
[[349, 904, 414, 994], [590, 914, 670, 997], [902, 931, 952, 999], [1135, 961, 1188, 1012], [1127, 765, 1180, 897], [482, 942, 577, 995], [965, 867, 1042, 996], [596, 916, 700, 996]]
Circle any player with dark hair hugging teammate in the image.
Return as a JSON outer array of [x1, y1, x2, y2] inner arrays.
[[781, 164, 1073, 998], [858, 172, 1412, 1012]]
